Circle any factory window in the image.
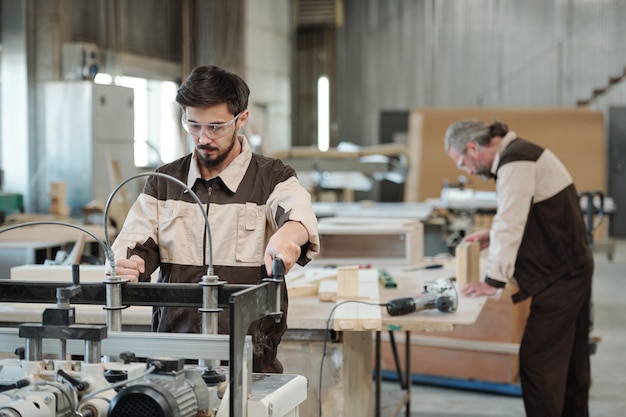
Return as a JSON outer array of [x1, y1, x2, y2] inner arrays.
[[317, 75, 330, 151], [94, 74, 182, 168]]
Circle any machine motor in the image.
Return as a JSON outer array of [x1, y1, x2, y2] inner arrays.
[[0, 381, 75, 417], [108, 358, 209, 417]]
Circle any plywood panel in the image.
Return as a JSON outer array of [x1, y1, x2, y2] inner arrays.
[[407, 108, 605, 201]]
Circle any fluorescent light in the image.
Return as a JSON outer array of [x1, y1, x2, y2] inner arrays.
[[317, 75, 330, 151]]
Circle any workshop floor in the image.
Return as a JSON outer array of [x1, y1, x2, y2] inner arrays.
[[380, 238, 626, 417]]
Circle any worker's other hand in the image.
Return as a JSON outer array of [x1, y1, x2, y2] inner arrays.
[[462, 230, 490, 250], [461, 281, 498, 297], [114, 254, 145, 282], [264, 221, 308, 276]]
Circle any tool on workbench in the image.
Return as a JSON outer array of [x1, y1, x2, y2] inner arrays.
[[402, 263, 444, 272], [386, 278, 458, 316], [378, 270, 397, 288]]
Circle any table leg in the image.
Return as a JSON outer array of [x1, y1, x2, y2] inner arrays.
[[343, 331, 373, 415], [379, 330, 412, 417]]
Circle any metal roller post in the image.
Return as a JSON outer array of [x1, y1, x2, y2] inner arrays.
[[25, 338, 42, 362], [84, 340, 102, 364], [104, 275, 124, 331], [199, 274, 223, 368]]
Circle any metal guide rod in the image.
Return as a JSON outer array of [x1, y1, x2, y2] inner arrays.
[[0, 280, 250, 307], [0, 328, 251, 362]]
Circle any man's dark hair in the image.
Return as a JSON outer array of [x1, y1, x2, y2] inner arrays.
[[176, 65, 250, 115]]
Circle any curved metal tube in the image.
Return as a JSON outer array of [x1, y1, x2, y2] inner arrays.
[[0, 220, 112, 265], [103, 171, 213, 273]]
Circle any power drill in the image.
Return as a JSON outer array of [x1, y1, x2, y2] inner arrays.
[[386, 278, 458, 316]]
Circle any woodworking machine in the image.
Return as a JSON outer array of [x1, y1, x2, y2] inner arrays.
[[0, 172, 307, 417], [0, 261, 306, 417]]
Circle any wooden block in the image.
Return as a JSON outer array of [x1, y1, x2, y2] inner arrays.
[[334, 269, 381, 331], [48, 181, 71, 217], [337, 266, 359, 298], [456, 241, 480, 285]]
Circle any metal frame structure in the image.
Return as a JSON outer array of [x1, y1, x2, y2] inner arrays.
[[0, 265, 284, 417]]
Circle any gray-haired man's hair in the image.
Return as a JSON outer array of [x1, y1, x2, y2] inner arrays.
[[444, 120, 508, 152]]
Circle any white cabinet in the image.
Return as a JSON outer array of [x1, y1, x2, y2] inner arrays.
[[37, 81, 138, 216]]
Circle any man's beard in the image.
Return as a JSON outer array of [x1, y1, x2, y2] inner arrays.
[[196, 130, 237, 168], [475, 163, 495, 181]]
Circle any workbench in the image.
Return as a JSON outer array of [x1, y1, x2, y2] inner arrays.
[[2, 262, 486, 417], [280, 262, 485, 417], [2, 265, 151, 330], [0, 222, 113, 278]]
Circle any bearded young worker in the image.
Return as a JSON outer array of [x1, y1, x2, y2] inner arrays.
[[444, 119, 593, 417], [112, 65, 320, 373]]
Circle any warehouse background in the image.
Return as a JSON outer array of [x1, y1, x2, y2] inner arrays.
[[0, 0, 624, 233]]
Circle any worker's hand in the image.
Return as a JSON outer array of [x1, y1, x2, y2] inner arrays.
[[264, 221, 308, 276], [264, 238, 301, 276], [462, 230, 490, 250], [113, 254, 145, 282], [460, 281, 498, 297]]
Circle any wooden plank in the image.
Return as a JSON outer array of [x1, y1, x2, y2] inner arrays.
[[455, 241, 480, 285], [11, 264, 107, 281], [408, 108, 605, 202], [380, 332, 520, 354], [333, 269, 381, 331], [10, 264, 159, 283], [64, 233, 87, 265], [105, 152, 130, 228], [343, 331, 373, 416], [287, 284, 318, 298], [337, 265, 359, 298]]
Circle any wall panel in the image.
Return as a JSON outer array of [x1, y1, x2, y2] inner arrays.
[[336, 0, 626, 147]]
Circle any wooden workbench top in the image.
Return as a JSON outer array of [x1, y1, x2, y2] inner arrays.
[[286, 263, 485, 332], [0, 222, 112, 244]]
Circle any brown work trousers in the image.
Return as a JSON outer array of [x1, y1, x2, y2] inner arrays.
[[519, 261, 593, 417]]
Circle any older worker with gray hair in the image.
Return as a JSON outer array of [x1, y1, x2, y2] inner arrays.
[[444, 119, 593, 417]]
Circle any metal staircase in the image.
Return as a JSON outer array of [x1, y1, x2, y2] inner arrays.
[[577, 65, 626, 106]]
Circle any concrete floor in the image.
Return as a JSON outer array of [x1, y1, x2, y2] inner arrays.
[[380, 238, 626, 417]]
